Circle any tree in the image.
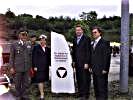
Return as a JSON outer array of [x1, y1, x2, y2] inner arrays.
[[5, 8, 15, 18], [79, 11, 98, 28], [36, 15, 44, 19], [18, 13, 33, 18]]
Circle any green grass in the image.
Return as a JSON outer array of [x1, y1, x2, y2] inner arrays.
[[11, 77, 133, 100]]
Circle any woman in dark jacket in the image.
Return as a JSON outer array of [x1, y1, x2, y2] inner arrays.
[[32, 34, 50, 100]]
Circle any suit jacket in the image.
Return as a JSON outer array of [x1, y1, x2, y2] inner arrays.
[[91, 38, 111, 75], [72, 35, 91, 68], [32, 44, 50, 71], [9, 41, 32, 72]]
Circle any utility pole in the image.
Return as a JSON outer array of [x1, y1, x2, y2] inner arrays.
[[120, 0, 129, 93]]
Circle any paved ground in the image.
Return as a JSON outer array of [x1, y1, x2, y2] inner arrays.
[[109, 54, 120, 81]]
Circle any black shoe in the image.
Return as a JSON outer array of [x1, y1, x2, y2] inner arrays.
[[21, 97, 30, 100], [79, 96, 89, 100], [85, 95, 89, 99], [39, 98, 45, 100]]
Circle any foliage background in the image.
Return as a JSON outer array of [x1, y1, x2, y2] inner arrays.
[[3, 9, 133, 43]]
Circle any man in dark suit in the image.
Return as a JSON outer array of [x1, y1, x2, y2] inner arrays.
[[9, 31, 32, 100], [72, 25, 91, 100], [91, 27, 111, 100]]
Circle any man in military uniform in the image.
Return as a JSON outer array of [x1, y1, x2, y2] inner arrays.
[[9, 31, 32, 100]]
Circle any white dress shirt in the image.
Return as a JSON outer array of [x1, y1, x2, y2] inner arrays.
[[93, 36, 101, 49]]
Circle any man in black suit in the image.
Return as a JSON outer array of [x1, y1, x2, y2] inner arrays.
[[72, 25, 91, 100], [91, 27, 111, 100]]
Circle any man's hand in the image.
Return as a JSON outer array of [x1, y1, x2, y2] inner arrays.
[[84, 64, 89, 69], [10, 67, 15, 74], [72, 62, 75, 68], [34, 67, 37, 71], [102, 70, 107, 74], [89, 68, 92, 73]]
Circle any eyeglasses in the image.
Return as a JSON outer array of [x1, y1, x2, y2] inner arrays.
[[22, 33, 27, 36], [92, 31, 97, 34], [20, 31, 28, 36]]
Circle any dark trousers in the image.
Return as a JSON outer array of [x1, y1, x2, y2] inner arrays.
[[15, 72, 30, 99], [76, 67, 91, 98], [93, 73, 108, 100]]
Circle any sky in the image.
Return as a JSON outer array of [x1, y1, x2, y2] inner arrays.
[[0, 0, 132, 19]]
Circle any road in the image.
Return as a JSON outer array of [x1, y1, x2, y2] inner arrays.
[[109, 54, 120, 81]]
